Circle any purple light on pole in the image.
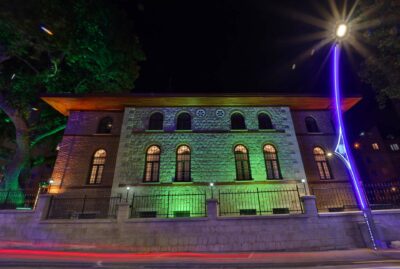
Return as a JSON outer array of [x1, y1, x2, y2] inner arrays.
[[332, 43, 381, 249]]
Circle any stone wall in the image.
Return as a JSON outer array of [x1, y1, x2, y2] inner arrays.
[[0, 195, 399, 252], [112, 106, 306, 195]]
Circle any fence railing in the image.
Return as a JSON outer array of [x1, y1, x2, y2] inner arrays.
[[218, 187, 303, 216], [364, 182, 400, 209], [0, 190, 39, 210], [47, 195, 122, 219], [130, 192, 207, 218], [310, 185, 359, 212]]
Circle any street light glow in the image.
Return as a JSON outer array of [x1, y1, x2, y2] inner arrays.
[[336, 23, 348, 38]]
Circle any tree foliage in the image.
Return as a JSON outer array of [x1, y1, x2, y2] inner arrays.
[[0, 0, 144, 189], [358, 0, 400, 105]]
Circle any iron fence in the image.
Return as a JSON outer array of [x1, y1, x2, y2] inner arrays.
[[47, 195, 122, 219], [130, 192, 207, 218], [218, 187, 303, 216], [364, 182, 400, 209], [0, 190, 38, 210], [310, 185, 359, 212]]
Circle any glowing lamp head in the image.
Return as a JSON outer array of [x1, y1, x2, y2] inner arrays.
[[301, 179, 306, 183], [335, 23, 348, 39], [209, 182, 214, 187], [48, 179, 54, 184], [326, 152, 333, 157], [126, 186, 130, 190]]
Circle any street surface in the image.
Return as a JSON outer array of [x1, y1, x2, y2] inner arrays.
[[0, 248, 399, 268]]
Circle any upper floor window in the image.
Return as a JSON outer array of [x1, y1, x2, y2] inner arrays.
[[390, 143, 399, 151], [263, 144, 281, 179], [372, 143, 380, 150], [97, 117, 113, 133], [88, 149, 106, 184], [313, 147, 332, 180], [258, 113, 273, 129], [177, 112, 191, 130], [305, 117, 319, 133], [231, 113, 246, 130], [144, 145, 161, 182], [148, 112, 164, 130], [176, 145, 191, 182], [234, 145, 251, 180]]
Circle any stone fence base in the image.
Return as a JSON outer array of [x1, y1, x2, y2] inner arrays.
[[0, 195, 399, 252]]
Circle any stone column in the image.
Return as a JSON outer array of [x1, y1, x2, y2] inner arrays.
[[207, 199, 219, 220], [117, 202, 130, 222], [34, 194, 52, 220], [301, 195, 318, 217]]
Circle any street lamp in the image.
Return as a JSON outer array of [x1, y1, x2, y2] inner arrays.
[[331, 22, 384, 249]]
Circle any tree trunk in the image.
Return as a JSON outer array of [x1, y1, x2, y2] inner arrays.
[[0, 93, 31, 190]]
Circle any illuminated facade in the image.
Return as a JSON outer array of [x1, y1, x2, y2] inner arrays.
[[44, 94, 360, 209]]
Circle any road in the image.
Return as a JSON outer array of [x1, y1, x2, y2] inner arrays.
[[0, 249, 399, 268]]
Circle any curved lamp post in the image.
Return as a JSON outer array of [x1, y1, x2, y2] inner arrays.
[[331, 23, 384, 249]]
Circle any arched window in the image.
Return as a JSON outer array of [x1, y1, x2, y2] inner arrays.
[[177, 112, 191, 130], [231, 113, 246, 130], [258, 113, 273, 129], [313, 147, 332, 180], [234, 145, 251, 180], [88, 149, 106, 184], [148, 112, 164, 130], [176, 145, 191, 182], [305, 117, 319, 133], [97, 117, 113, 133], [263, 144, 281, 179], [144, 145, 161, 182]]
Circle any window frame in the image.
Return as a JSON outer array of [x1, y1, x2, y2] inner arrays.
[[143, 145, 161, 183], [313, 146, 333, 180], [97, 117, 113, 134], [176, 112, 192, 130], [234, 144, 252, 181], [258, 113, 273, 130], [87, 149, 107, 185], [175, 145, 191, 182], [148, 112, 164, 130], [305, 116, 320, 133], [263, 144, 282, 179]]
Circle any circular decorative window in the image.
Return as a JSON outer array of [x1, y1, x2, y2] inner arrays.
[[215, 109, 225, 117], [196, 109, 206, 117]]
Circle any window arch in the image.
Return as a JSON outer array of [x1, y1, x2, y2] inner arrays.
[[313, 147, 332, 180], [258, 113, 273, 129], [177, 112, 191, 130], [97, 117, 113, 133], [148, 112, 164, 130], [231, 113, 246, 130], [234, 145, 251, 180], [305, 117, 319, 133], [144, 145, 161, 182], [263, 144, 281, 179], [176, 145, 191, 182], [88, 149, 106, 184]]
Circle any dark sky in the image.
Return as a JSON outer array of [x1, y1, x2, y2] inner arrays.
[[132, 0, 363, 96]]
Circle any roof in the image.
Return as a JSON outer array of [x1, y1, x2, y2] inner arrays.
[[41, 93, 362, 116]]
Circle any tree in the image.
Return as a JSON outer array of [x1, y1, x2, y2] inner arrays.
[[358, 0, 400, 105], [0, 0, 144, 190]]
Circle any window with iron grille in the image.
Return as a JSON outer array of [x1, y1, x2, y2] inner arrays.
[[264, 144, 281, 179], [148, 112, 164, 130], [177, 112, 191, 130], [313, 147, 332, 180], [234, 145, 251, 180], [305, 116, 319, 133], [231, 113, 246, 129], [97, 117, 113, 133], [88, 149, 106, 184], [258, 113, 273, 129], [144, 145, 161, 182], [176, 145, 191, 181]]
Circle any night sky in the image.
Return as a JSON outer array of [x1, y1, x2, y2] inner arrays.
[[132, 0, 363, 96]]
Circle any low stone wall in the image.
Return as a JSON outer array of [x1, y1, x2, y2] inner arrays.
[[0, 195, 399, 252]]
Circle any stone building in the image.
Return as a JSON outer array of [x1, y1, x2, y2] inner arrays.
[[42, 94, 361, 215]]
